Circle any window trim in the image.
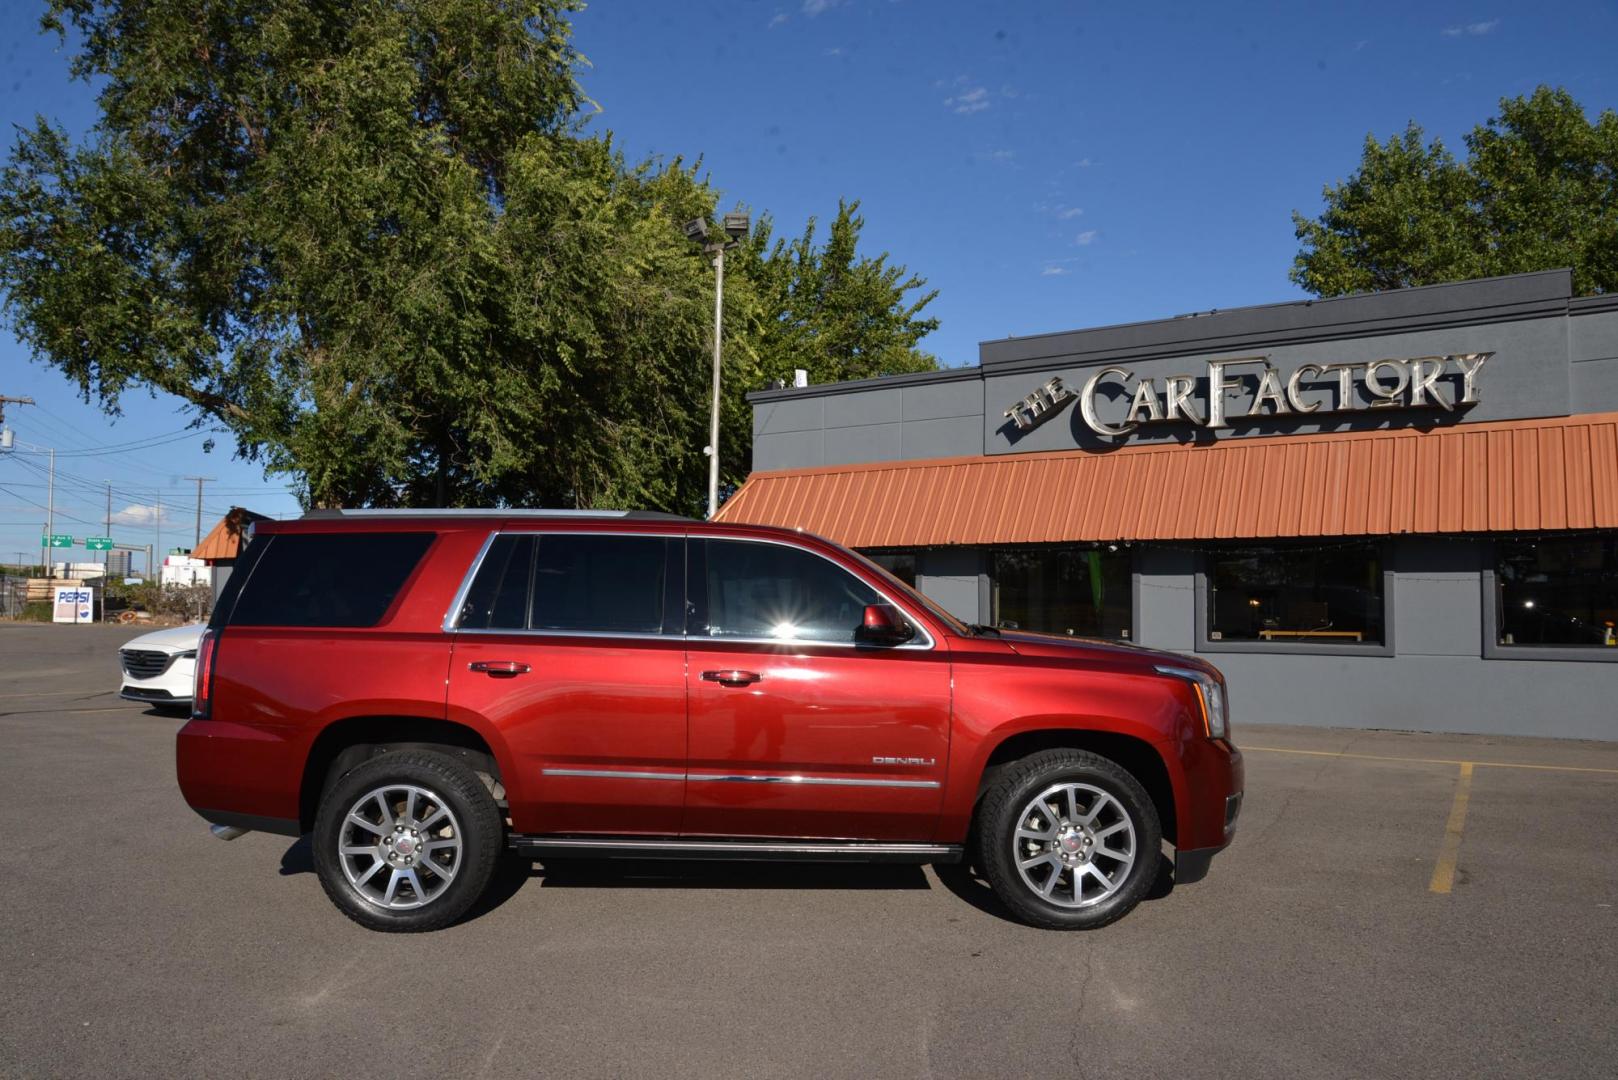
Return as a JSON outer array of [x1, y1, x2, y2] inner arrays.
[[444, 531, 937, 651], [1194, 540, 1396, 657], [1482, 537, 1618, 663]]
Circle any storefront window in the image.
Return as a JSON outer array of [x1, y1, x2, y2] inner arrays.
[[992, 546, 1132, 639], [1207, 542, 1385, 645], [1495, 535, 1618, 647], [862, 550, 917, 587]]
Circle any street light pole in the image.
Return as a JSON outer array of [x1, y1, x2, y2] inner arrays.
[[686, 211, 749, 521], [707, 245, 725, 520]]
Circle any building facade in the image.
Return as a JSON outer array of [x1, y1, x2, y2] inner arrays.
[[717, 270, 1618, 740]]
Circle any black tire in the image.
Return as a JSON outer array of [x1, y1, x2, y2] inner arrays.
[[976, 748, 1161, 930], [313, 749, 504, 932]]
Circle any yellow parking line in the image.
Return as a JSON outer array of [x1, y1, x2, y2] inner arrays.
[[1429, 763, 1474, 894], [1243, 745, 1618, 776]]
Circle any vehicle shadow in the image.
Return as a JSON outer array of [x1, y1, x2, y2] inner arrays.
[[463, 857, 931, 922], [280, 839, 1177, 926], [280, 835, 314, 876]]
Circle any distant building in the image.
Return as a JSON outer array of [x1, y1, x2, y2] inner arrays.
[[191, 507, 271, 599]]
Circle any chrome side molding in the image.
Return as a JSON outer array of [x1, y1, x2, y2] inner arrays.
[[540, 767, 941, 790]]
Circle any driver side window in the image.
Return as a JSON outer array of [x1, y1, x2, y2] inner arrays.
[[703, 539, 881, 644]]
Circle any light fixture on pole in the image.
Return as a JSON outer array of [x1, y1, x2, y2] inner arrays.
[[686, 210, 750, 519]]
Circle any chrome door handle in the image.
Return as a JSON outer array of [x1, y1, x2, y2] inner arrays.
[[701, 669, 761, 687], [469, 660, 531, 677]]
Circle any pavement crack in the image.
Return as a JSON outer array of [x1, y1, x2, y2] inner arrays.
[[1065, 947, 1097, 1078]]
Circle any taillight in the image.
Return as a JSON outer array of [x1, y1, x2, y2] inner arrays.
[[192, 629, 219, 719]]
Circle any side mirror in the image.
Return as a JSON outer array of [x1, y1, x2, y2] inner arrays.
[[856, 603, 915, 646]]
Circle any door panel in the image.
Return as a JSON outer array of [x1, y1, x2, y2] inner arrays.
[[682, 537, 951, 841], [448, 636, 686, 835], [445, 530, 688, 836], [683, 643, 951, 839]]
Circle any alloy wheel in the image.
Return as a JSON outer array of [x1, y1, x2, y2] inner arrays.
[[1011, 781, 1137, 908], [338, 784, 463, 910]]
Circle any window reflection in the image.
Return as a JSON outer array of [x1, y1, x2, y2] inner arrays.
[[1496, 535, 1618, 647], [991, 545, 1132, 639], [1208, 542, 1384, 645]]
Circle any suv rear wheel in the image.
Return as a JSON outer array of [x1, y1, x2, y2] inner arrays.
[[313, 749, 503, 932], [977, 748, 1161, 930]]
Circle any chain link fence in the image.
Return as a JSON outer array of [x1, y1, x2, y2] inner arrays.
[[0, 575, 30, 619]]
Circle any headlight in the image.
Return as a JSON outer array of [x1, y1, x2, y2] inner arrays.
[[1155, 665, 1229, 739]]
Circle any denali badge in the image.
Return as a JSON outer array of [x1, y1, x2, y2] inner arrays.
[[872, 756, 936, 767]]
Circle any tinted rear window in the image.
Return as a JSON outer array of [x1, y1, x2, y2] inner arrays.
[[457, 533, 677, 634], [228, 532, 434, 627]]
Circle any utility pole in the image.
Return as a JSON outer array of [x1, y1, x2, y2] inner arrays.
[[0, 396, 40, 574], [45, 447, 55, 579], [183, 476, 213, 548], [0, 394, 35, 428], [104, 481, 112, 567], [154, 489, 161, 579]]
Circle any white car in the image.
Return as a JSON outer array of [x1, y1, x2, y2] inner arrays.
[[119, 623, 205, 712]]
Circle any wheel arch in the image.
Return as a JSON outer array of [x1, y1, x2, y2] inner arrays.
[[974, 729, 1179, 846], [298, 715, 507, 833]]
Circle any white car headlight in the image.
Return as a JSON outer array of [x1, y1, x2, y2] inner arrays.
[[1155, 665, 1229, 739]]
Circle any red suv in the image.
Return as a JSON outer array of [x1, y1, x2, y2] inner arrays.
[[177, 510, 1242, 932]]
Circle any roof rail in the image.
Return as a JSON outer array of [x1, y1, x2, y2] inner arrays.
[[300, 508, 694, 522]]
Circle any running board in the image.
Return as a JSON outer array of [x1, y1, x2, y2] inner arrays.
[[508, 835, 962, 864]]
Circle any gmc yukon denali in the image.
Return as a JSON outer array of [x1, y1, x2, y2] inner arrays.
[[177, 510, 1242, 932]]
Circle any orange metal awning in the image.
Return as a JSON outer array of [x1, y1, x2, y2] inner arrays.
[[715, 412, 1618, 547], [191, 507, 271, 562]]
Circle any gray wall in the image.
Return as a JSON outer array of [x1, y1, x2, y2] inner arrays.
[[897, 537, 1618, 742], [750, 272, 1618, 471]]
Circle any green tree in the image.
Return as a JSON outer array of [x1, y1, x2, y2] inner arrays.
[[741, 199, 940, 386], [0, 0, 938, 514], [1292, 86, 1618, 297]]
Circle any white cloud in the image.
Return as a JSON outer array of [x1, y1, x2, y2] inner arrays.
[[945, 86, 991, 115], [987, 148, 1015, 162], [824, 46, 844, 56], [1074, 157, 1093, 168], [1442, 19, 1498, 36], [1074, 229, 1098, 246], [1057, 206, 1085, 220], [802, 0, 842, 15], [1041, 266, 1072, 277], [111, 503, 175, 527], [768, 12, 790, 28]]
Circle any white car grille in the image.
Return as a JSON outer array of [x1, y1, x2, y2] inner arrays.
[[121, 649, 174, 680]]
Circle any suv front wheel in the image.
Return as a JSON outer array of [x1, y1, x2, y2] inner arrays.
[[312, 749, 504, 932], [977, 749, 1162, 930]]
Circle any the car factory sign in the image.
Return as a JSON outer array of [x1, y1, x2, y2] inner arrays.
[[1003, 352, 1491, 438]]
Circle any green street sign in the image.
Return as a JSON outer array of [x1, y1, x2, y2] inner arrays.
[[86, 536, 113, 551], [43, 534, 74, 548]]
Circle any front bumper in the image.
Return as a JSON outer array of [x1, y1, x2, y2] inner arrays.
[[120, 686, 191, 705], [1175, 781, 1244, 885]]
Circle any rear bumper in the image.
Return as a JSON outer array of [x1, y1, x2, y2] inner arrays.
[[176, 718, 303, 827], [190, 806, 302, 838]]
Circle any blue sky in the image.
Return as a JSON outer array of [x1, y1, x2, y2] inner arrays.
[[2, 0, 1615, 565]]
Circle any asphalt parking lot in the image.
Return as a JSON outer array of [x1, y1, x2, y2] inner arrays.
[[2, 622, 1614, 1079]]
